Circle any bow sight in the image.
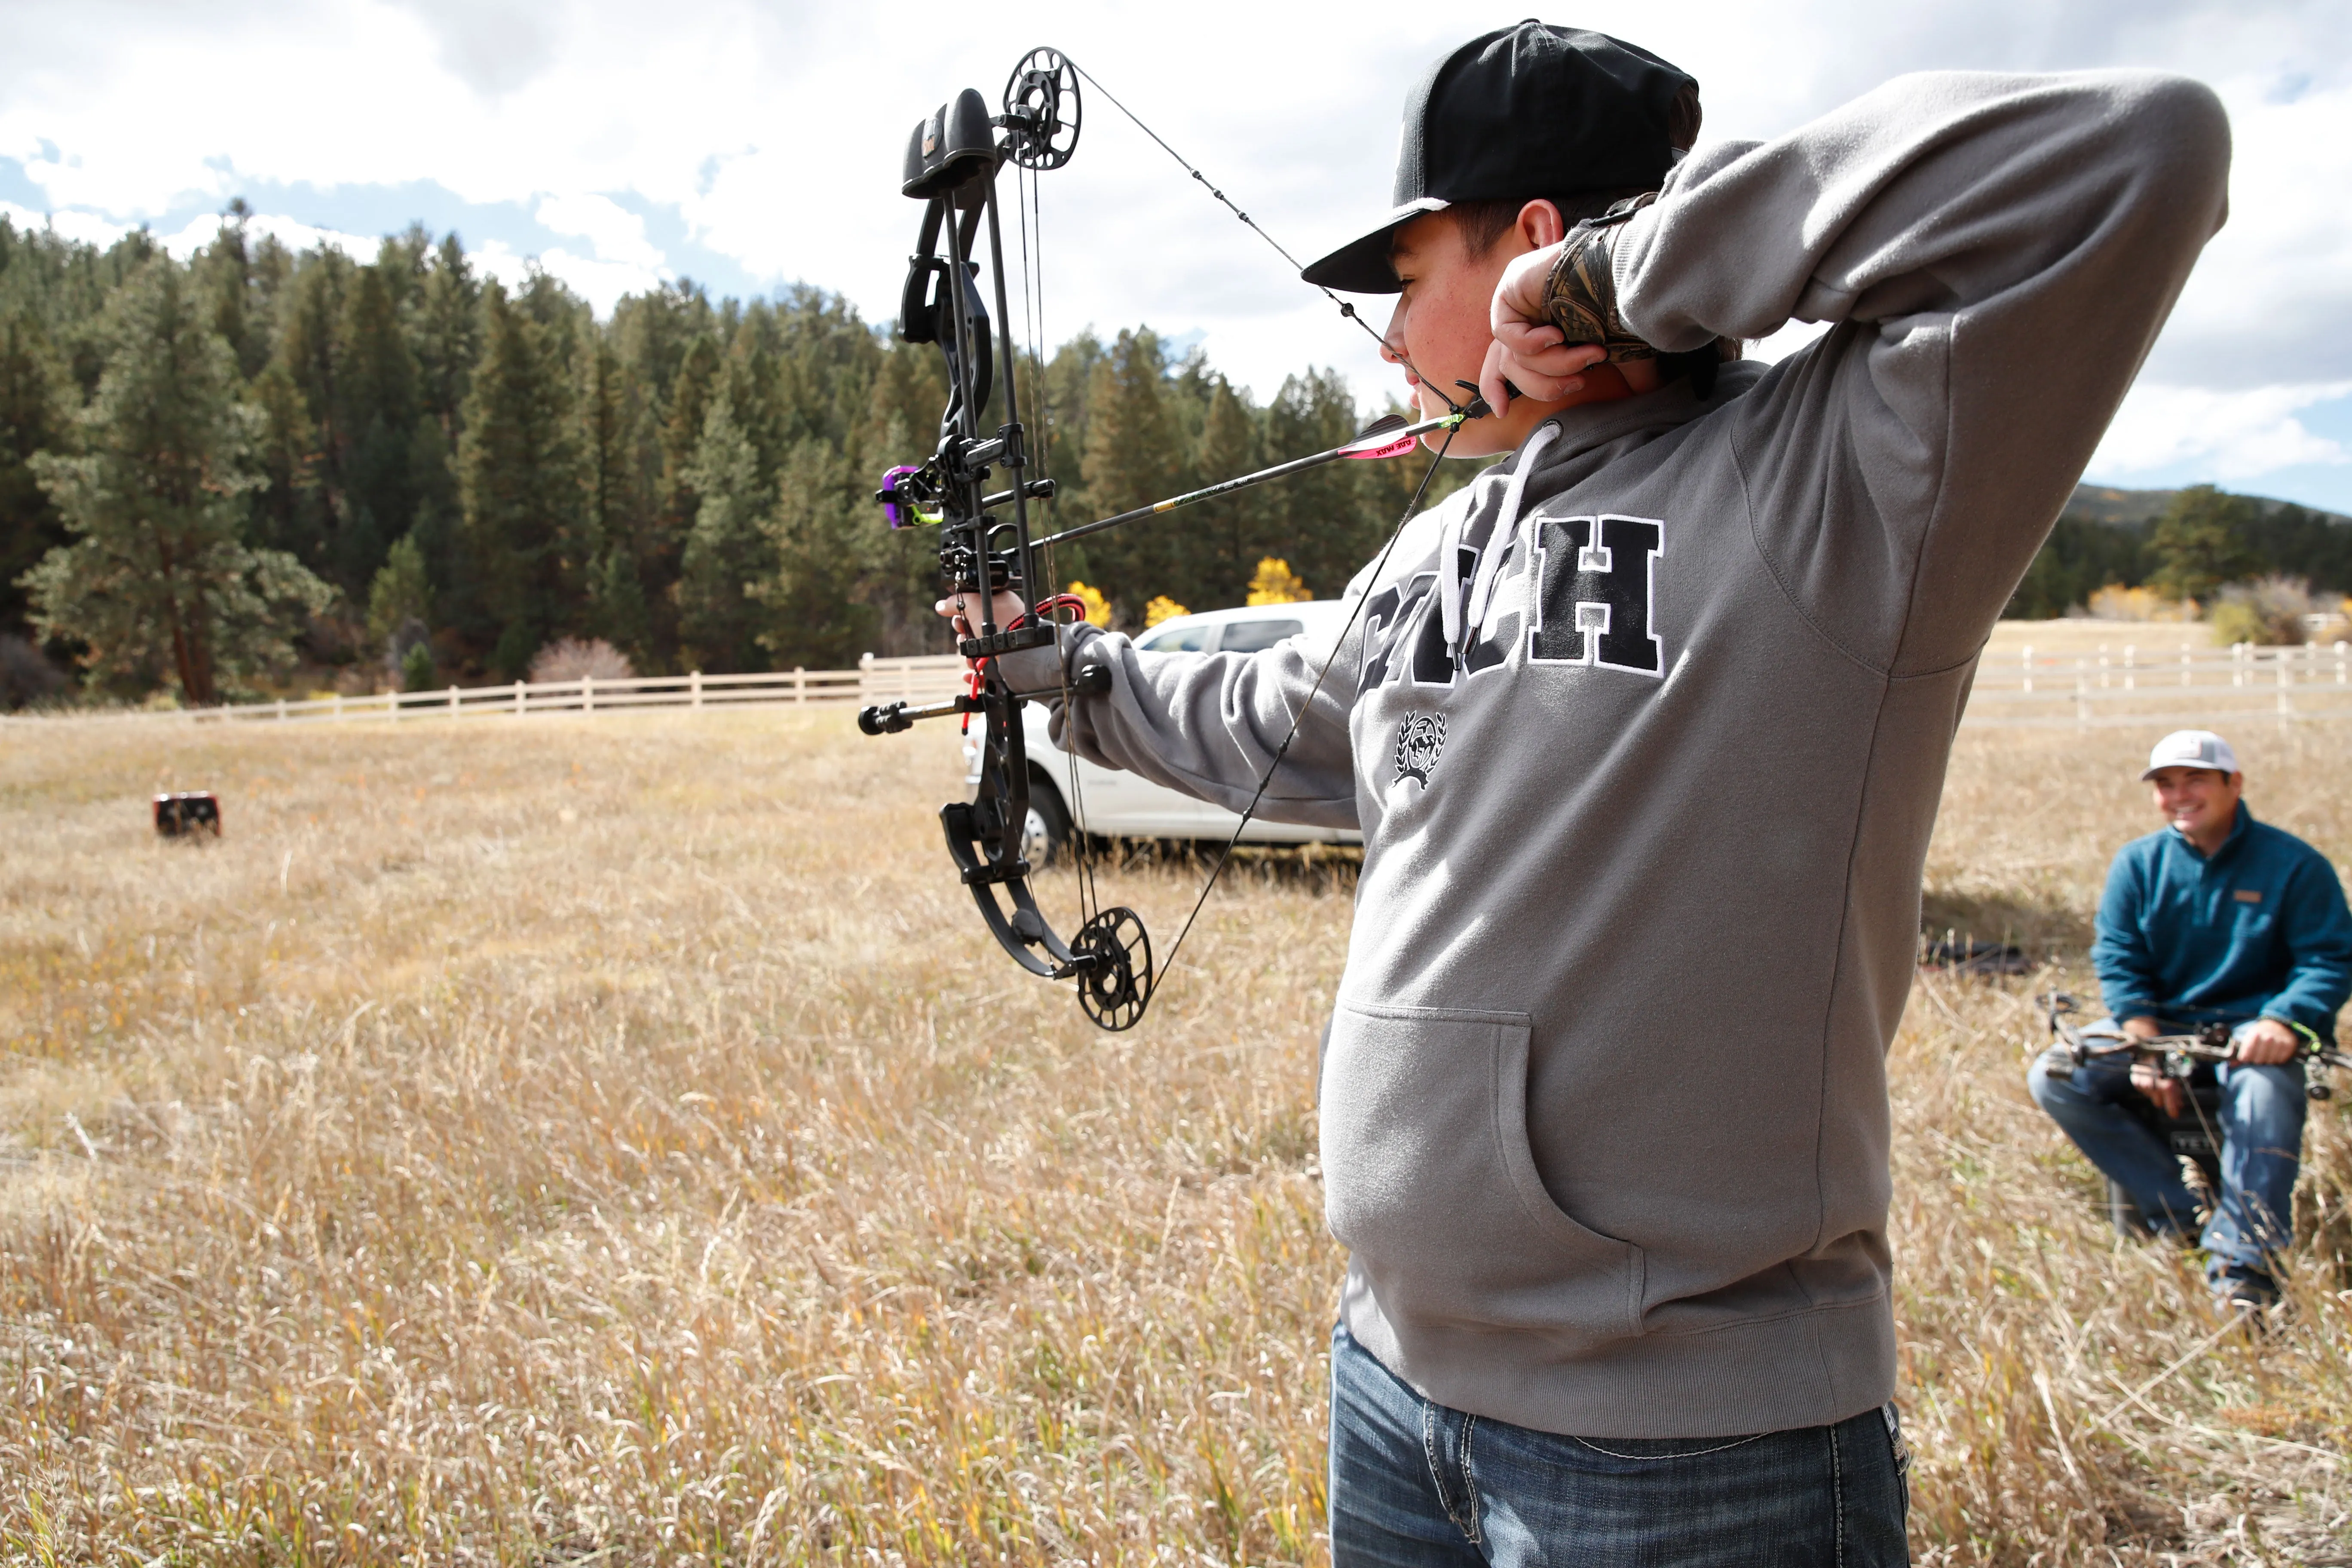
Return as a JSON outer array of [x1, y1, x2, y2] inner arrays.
[[859, 48, 1154, 1032]]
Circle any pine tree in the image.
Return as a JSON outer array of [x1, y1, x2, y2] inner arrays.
[[274, 249, 353, 492], [1189, 374, 1261, 608], [337, 257, 422, 583], [411, 235, 480, 435], [858, 339, 954, 652], [1075, 329, 1181, 620], [404, 415, 462, 631], [610, 282, 716, 422], [194, 201, 276, 380], [1262, 368, 1366, 603], [24, 259, 331, 704], [660, 333, 721, 520], [0, 310, 78, 639], [756, 438, 878, 669], [457, 279, 589, 677], [2148, 484, 2261, 605], [582, 336, 653, 658], [246, 359, 323, 561], [676, 388, 774, 671], [365, 532, 430, 654]]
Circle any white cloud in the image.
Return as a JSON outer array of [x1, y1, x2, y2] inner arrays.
[[2089, 381, 2352, 479], [468, 239, 536, 291], [533, 191, 665, 273], [532, 245, 665, 315], [4, 199, 390, 265], [0, 199, 128, 248], [162, 211, 385, 263], [2138, 73, 2352, 389]]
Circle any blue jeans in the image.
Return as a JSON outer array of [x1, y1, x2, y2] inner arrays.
[[1328, 1324, 1910, 1566], [2026, 1019, 2304, 1285]]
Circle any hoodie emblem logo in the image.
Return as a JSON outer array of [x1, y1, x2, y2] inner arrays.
[[1394, 711, 1446, 788]]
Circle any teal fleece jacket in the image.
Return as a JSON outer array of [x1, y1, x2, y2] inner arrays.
[[2094, 804, 2352, 1039]]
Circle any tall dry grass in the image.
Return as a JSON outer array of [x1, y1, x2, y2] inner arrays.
[[2, 707, 2349, 1563]]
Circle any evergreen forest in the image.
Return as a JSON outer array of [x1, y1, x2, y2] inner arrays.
[[2004, 487, 2352, 621], [7, 207, 2350, 710], [0, 208, 1470, 707]]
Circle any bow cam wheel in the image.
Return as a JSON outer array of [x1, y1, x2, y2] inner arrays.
[[1072, 905, 1150, 1031], [1002, 47, 1081, 170]]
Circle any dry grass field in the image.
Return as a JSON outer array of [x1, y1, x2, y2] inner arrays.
[[4, 698, 2352, 1564]]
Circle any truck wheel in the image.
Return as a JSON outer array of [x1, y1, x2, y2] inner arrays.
[[1022, 778, 1072, 870]]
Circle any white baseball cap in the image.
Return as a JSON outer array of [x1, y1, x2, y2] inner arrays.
[[2141, 729, 2240, 780]]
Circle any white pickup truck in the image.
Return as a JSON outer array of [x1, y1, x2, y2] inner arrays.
[[962, 600, 1364, 865]]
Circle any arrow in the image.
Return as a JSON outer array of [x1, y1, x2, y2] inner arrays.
[[1031, 411, 1462, 550]]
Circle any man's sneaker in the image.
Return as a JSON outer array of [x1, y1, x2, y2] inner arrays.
[[2214, 1267, 2280, 1323]]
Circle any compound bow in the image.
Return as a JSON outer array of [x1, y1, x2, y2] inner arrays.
[[857, 46, 1490, 1031]]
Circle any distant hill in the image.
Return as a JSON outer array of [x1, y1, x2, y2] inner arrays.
[[2012, 484, 2352, 618], [2070, 484, 2350, 528]]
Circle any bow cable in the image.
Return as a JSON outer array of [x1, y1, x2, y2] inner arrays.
[[1063, 58, 1464, 415], [1012, 138, 1110, 941], [998, 57, 1486, 1019], [1148, 412, 1467, 999]]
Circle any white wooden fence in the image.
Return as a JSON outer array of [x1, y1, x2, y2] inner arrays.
[[16, 640, 2352, 732], [1960, 640, 2352, 728], [4, 654, 969, 727]]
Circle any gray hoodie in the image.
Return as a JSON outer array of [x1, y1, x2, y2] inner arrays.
[[1010, 69, 2229, 1438]]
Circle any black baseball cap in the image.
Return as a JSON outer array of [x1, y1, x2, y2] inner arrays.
[[1302, 21, 1697, 294]]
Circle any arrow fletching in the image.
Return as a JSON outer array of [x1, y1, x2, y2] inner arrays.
[[1338, 413, 1418, 461]]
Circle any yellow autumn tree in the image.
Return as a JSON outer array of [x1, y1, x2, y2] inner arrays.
[[1247, 557, 1311, 605], [1063, 581, 1111, 626], [1143, 596, 1188, 627]]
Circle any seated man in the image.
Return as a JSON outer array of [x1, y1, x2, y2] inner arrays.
[[2030, 729, 2352, 1308]]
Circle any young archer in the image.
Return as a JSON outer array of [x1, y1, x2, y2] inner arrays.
[[955, 22, 2229, 1562]]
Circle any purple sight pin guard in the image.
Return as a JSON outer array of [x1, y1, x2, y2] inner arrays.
[[879, 465, 921, 528]]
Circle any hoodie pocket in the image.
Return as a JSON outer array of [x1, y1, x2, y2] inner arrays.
[[1320, 1000, 1645, 1345]]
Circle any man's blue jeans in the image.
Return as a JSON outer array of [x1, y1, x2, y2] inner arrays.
[[1328, 1324, 1910, 1566], [2026, 1019, 2304, 1285]]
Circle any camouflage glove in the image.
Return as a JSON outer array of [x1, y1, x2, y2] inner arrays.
[[1540, 192, 1659, 363]]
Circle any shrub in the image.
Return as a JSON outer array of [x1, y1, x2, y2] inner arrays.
[[1062, 582, 1112, 628], [527, 637, 635, 683], [1143, 596, 1188, 628], [400, 641, 437, 693], [2209, 575, 2316, 647], [366, 536, 431, 652], [2084, 584, 2199, 622], [0, 635, 66, 710], [382, 614, 430, 675], [1246, 557, 1312, 605]]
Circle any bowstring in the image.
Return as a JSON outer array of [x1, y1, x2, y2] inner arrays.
[[1145, 415, 1464, 1004], [1063, 58, 1461, 415], [1017, 154, 1104, 931], [1016, 53, 1476, 1015]]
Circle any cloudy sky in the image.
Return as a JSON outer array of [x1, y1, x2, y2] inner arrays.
[[6, 0, 2349, 511]]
